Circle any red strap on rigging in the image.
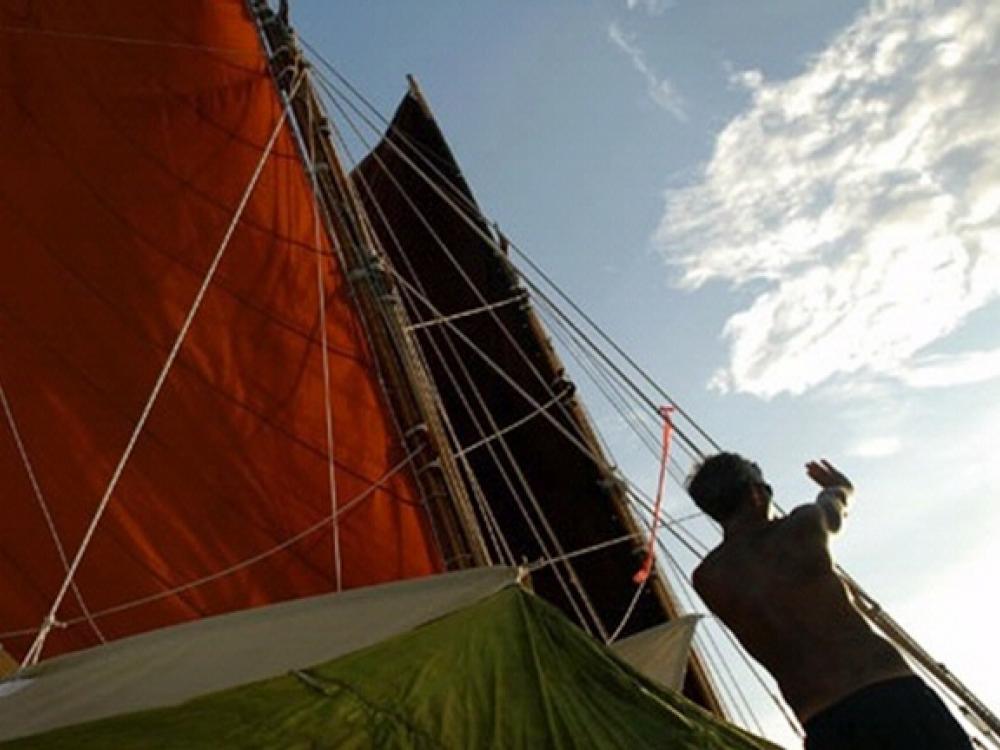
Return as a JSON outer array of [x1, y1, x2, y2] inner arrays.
[[633, 406, 675, 584]]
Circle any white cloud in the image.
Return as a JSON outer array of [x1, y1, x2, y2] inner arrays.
[[899, 346, 1000, 388], [625, 0, 675, 16], [847, 435, 902, 458], [608, 22, 687, 121], [656, 0, 1000, 397]]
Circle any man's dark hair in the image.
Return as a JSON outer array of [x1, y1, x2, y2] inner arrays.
[[687, 452, 765, 524]]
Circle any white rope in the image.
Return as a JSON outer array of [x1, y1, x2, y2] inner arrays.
[[405, 293, 527, 332], [321, 115, 507, 568], [319, 67, 720, 483], [525, 511, 708, 576], [311, 67, 795, 731], [316, 75, 603, 471], [315, 66, 716, 470], [4, 449, 420, 646], [606, 579, 647, 644], [0, 381, 106, 644], [338, 103, 589, 450], [305, 75, 342, 592], [0, 24, 256, 55], [320, 77, 660, 639], [454, 389, 567, 459], [527, 532, 638, 573], [385, 267, 629, 488], [331, 113, 601, 633], [339, 130, 527, 570], [328, 102, 622, 638], [305, 55, 720, 461], [20, 75, 304, 669]]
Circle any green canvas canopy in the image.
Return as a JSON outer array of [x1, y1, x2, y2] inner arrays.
[[2, 582, 778, 749]]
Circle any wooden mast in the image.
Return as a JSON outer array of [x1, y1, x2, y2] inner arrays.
[[249, 1, 488, 571], [843, 571, 1000, 742]]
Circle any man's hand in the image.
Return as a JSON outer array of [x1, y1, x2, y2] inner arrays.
[[807, 459, 853, 533], [806, 459, 853, 492]]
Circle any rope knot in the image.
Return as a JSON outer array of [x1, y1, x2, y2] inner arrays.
[[42, 614, 68, 631]]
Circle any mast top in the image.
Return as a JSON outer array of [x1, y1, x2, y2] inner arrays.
[[405, 74, 434, 118]]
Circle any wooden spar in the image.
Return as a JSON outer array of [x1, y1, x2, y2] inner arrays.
[[404, 72, 726, 716], [842, 570, 1000, 744], [249, 2, 489, 571]]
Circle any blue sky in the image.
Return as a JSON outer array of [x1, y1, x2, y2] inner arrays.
[[298, 1, 999, 744]]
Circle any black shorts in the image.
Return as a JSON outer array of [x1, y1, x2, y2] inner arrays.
[[804, 676, 972, 750]]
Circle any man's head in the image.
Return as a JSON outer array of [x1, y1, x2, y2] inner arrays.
[[687, 452, 771, 524]]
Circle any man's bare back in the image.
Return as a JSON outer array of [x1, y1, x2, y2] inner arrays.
[[686, 455, 971, 748], [692, 504, 910, 721]]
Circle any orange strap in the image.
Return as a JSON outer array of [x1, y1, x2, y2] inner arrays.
[[633, 406, 675, 584]]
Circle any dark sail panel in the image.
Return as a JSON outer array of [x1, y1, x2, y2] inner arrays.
[[352, 88, 716, 706]]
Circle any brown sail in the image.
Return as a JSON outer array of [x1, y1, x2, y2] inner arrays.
[[352, 84, 720, 709]]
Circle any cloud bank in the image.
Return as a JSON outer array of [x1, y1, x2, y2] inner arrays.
[[656, 0, 1000, 397], [608, 21, 687, 121]]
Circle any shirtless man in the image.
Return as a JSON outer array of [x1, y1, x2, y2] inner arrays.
[[688, 453, 971, 749]]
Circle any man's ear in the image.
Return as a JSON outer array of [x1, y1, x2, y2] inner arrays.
[[746, 483, 767, 508]]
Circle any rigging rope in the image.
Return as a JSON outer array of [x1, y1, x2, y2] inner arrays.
[[304, 73, 343, 592], [302, 46, 802, 737], [339, 129, 516, 569], [634, 406, 675, 585], [300, 43, 722, 457], [311, 85, 717, 596], [0, 24, 258, 55], [454, 389, 569, 459], [20, 74, 305, 669], [0, 380, 105, 645], [325, 91, 609, 639], [4, 449, 421, 644], [316, 76, 598, 467], [606, 579, 648, 644], [405, 293, 528, 332], [533, 292, 704, 466]]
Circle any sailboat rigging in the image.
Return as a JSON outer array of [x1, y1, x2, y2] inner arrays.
[[0, 1, 996, 747]]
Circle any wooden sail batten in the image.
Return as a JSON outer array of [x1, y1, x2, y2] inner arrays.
[[250, 1, 488, 571]]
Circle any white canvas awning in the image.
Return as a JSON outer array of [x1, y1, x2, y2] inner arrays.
[[0, 567, 517, 742], [611, 614, 702, 691]]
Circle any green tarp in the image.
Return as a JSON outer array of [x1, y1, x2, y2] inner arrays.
[[5, 588, 779, 749]]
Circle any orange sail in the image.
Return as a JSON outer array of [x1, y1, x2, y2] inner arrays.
[[0, 1, 440, 661]]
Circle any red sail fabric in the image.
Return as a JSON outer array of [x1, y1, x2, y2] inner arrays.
[[0, 1, 440, 661]]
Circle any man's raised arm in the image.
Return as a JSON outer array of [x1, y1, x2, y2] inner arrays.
[[805, 459, 854, 533]]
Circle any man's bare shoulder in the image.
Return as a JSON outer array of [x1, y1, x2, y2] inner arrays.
[[692, 545, 724, 596], [780, 504, 828, 538], [774, 506, 836, 574]]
